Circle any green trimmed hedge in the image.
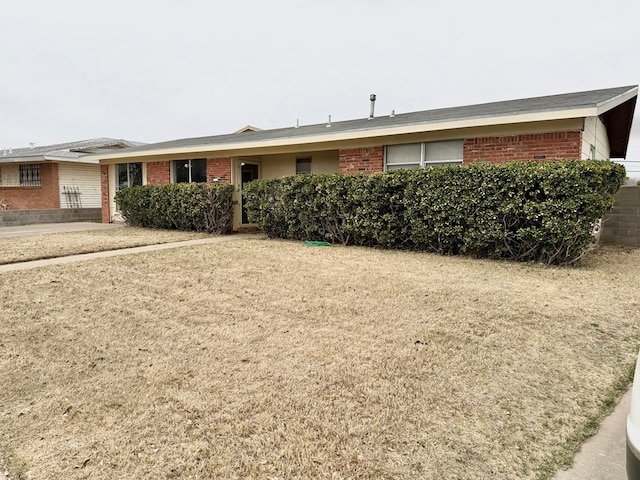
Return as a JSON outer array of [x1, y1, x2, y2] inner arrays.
[[115, 183, 235, 234], [243, 160, 625, 264]]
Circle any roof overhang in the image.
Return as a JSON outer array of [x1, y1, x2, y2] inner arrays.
[[598, 92, 637, 158], [0, 155, 99, 165], [90, 86, 639, 164], [94, 109, 603, 164]]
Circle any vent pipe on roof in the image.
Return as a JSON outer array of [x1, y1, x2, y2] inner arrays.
[[369, 94, 376, 119], [390, 109, 395, 117], [295, 118, 299, 128], [29, 142, 35, 149], [326, 115, 332, 127]]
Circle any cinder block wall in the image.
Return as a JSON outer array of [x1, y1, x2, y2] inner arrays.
[[0, 208, 102, 227], [600, 186, 640, 246]]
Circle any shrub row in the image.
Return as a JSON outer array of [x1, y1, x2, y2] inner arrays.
[[115, 183, 235, 234], [243, 160, 625, 264]]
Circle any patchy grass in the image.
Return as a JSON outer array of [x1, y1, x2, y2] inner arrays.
[[0, 239, 639, 479], [0, 227, 209, 265]]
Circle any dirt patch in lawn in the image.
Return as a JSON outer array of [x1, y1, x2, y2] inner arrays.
[[0, 240, 639, 479], [0, 227, 209, 265]]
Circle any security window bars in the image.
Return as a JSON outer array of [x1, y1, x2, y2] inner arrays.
[[385, 141, 463, 171], [19, 164, 41, 186], [173, 159, 207, 183]]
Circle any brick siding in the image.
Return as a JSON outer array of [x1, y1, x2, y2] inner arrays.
[[0, 163, 60, 210], [207, 158, 232, 183], [100, 164, 110, 223], [463, 132, 582, 163], [146, 161, 171, 185], [338, 147, 384, 173]]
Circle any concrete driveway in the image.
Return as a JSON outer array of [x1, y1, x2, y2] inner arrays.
[[0, 221, 124, 238]]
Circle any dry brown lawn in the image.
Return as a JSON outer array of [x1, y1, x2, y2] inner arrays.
[[0, 238, 639, 479], [0, 227, 208, 265]]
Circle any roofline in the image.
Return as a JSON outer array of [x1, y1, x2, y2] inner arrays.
[[94, 107, 598, 162], [0, 155, 99, 164], [596, 86, 639, 115]]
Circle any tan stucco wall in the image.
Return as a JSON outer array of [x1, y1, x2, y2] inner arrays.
[[261, 150, 339, 178]]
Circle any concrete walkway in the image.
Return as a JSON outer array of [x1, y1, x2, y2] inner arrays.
[[552, 388, 630, 480], [0, 222, 263, 273], [0, 234, 260, 273]]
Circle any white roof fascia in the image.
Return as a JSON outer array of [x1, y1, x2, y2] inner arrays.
[[43, 156, 99, 164], [0, 155, 46, 164], [595, 86, 638, 116], [95, 107, 598, 162], [0, 155, 97, 164]]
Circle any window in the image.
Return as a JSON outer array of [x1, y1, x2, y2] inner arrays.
[[296, 157, 312, 174], [385, 141, 463, 171], [116, 163, 143, 190], [19, 164, 41, 186], [173, 159, 206, 183]]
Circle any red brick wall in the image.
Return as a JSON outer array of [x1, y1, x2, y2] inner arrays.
[[0, 163, 60, 210], [100, 164, 110, 223], [146, 161, 171, 184], [338, 147, 384, 173], [207, 158, 232, 183], [463, 132, 582, 163]]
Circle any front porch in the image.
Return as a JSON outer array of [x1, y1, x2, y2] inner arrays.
[[102, 149, 342, 230]]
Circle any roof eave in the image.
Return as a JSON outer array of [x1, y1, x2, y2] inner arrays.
[[601, 93, 637, 158], [0, 155, 47, 164], [596, 86, 639, 116], [94, 107, 597, 163]]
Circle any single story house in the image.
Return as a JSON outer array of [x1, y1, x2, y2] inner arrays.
[[92, 85, 637, 230], [0, 138, 141, 220]]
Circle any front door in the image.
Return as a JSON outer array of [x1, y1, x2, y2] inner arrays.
[[240, 162, 260, 224]]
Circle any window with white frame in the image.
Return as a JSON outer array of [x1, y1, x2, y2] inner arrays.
[[385, 140, 463, 171], [173, 159, 207, 183], [116, 163, 143, 191]]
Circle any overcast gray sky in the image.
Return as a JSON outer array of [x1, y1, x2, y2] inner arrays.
[[1, 0, 639, 176]]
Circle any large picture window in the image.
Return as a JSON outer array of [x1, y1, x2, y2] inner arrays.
[[173, 159, 207, 183], [385, 140, 463, 171], [116, 163, 143, 190]]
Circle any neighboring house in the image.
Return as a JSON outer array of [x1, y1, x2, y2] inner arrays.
[[92, 86, 637, 230], [0, 138, 142, 217]]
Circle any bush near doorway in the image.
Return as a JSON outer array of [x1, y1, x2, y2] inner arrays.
[[115, 183, 235, 234], [243, 160, 625, 265]]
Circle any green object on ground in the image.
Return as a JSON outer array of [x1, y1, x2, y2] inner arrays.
[[303, 241, 331, 247]]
